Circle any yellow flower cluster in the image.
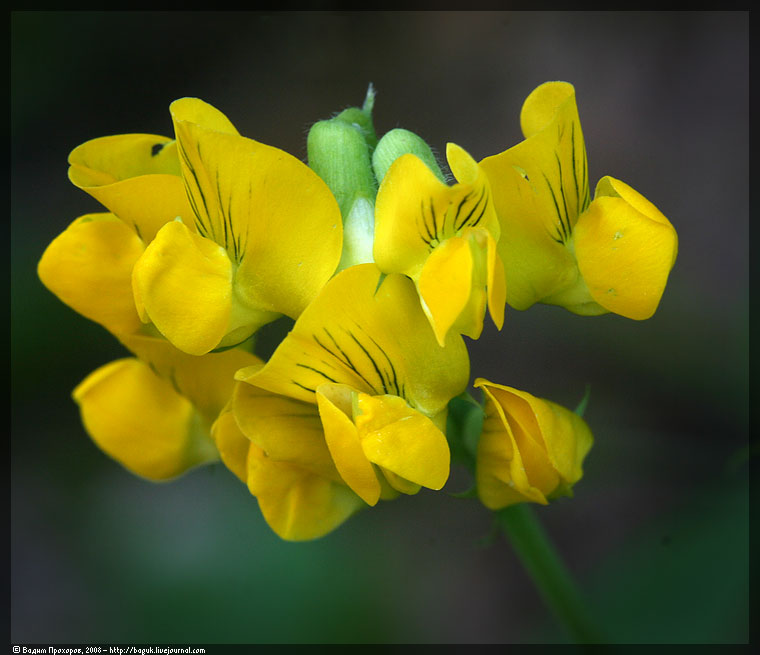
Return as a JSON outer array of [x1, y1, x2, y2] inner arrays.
[[39, 83, 677, 540]]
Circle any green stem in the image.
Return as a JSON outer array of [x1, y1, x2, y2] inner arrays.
[[496, 504, 605, 644]]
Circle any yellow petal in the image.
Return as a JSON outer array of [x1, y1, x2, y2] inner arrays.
[[482, 385, 560, 495], [479, 81, 589, 310], [316, 383, 381, 506], [68, 134, 193, 243], [232, 381, 339, 482], [486, 230, 507, 330], [73, 358, 217, 481], [171, 97, 240, 136], [210, 405, 251, 484], [417, 234, 478, 346], [377, 466, 421, 496], [247, 443, 364, 541], [417, 227, 505, 346], [117, 332, 261, 423], [536, 399, 593, 487], [170, 97, 342, 319], [373, 153, 445, 277], [494, 384, 592, 488], [354, 393, 450, 490], [38, 213, 144, 335], [574, 176, 678, 319], [131, 219, 233, 355], [240, 264, 469, 417], [475, 382, 548, 507]]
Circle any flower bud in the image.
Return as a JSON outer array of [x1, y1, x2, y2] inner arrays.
[[474, 379, 593, 509], [307, 89, 380, 272], [372, 128, 446, 185]]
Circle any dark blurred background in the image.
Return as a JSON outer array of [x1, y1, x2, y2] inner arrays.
[[11, 11, 749, 644]]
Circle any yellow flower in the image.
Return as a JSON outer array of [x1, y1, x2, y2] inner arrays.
[[73, 339, 259, 481], [479, 81, 678, 319], [221, 263, 470, 540], [44, 98, 343, 356], [474, 378, 593, 509], [130, 97, 344, 355], [373, 143, 506, 346]]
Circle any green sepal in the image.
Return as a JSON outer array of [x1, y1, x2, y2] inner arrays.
[[547, 480, 575, 501], [334, 83, 378, 154], [573, 384, 591, 417]]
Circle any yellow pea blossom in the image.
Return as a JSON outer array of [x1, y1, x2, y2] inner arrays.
[[479, 81, 678, 319], [220, 263, 470, 540], [474, 378, 593, 509], [373, 143, 506, 346], [43, 98, 343, 356], [131, 98, 343, 355]]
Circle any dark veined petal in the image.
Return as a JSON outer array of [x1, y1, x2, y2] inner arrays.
[[170, 98, 343, 320], [374, 144, 498, 278], [237, 264, 470, 418], [479, 82, 590, 310]]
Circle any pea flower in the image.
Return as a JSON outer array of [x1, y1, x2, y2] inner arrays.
[[129, 98, 345, 355], [479, 81, 678, 319], [216, 263, 470, 540], [73, 337, 259, 481], [373, 141, 506, 346], [474, 378, 593, 509], [43, 97, 343, 355]]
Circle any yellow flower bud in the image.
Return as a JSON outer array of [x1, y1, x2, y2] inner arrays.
[[474, 379, 593, 509]]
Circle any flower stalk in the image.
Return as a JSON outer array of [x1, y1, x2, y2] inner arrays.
[[496, 503, 605, 644]]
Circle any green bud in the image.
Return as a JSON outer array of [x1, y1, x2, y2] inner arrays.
[[307, 86, 380, 274], [372, 127, 446, 185], [307, 118, 377, 220]]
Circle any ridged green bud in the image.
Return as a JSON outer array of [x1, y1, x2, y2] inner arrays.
[[372, 128, 446, 185], [307, 85, 380, 272], [307, 119, 376, 219]]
